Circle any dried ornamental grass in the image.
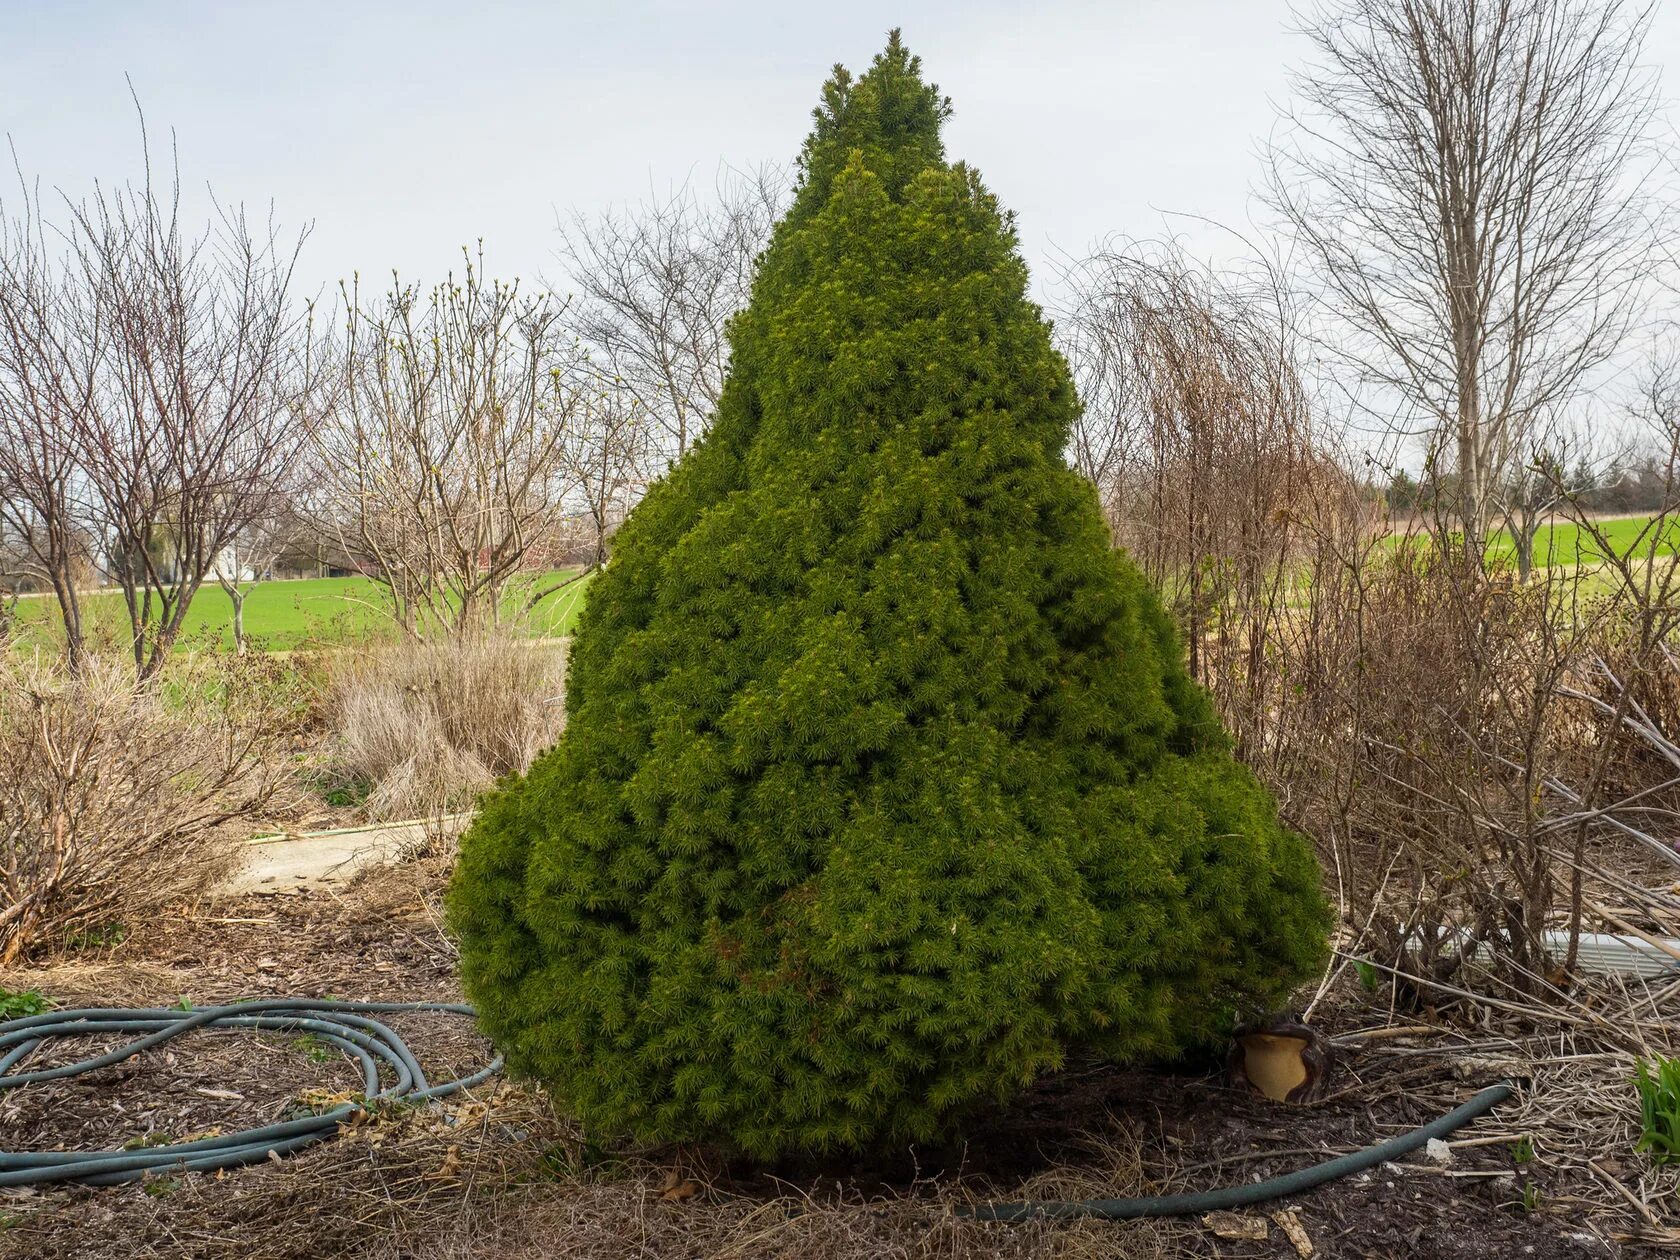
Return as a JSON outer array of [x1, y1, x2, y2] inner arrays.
[[327, 633, 566, 821]]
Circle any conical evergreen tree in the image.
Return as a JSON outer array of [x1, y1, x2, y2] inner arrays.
[[448, 34, 1329, 1158]]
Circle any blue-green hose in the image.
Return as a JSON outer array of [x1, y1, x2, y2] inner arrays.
[[960, 1081, 1516, 1220], [0, 998, 502, 1187], [2, 998, 1512, 1217]]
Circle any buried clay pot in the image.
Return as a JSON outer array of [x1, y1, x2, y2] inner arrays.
[[1226, 1011, 1333, 1103]]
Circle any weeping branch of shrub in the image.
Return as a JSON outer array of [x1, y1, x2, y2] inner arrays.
[[1058, 239, 1345, 756]]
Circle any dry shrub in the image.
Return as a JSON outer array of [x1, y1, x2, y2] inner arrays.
[[1590, 614, 1680, 807], [1193, 475, 1680, 1009], [1061, 265, 1680, 1229], [0, 655, 279, 964], [1063, 241, 1680, 1015], [1270, 542, 1571, 982], [328, 633, 566, 821]]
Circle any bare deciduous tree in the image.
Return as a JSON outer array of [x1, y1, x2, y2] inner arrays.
[[215, 494, 299, 652], [1268, 0, 1663, 565], [1, 124, 309, 680], [0, 171, 102, 671], [311, 254, 585, 637], [1495, 410, 1625, 580], [69, 168, 311, 680], [522, 385, 656, 612], [557, 166, 785, 460]]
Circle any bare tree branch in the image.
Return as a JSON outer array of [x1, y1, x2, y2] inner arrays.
[[1267, 0, 1665, 563], [309, 250, 593, 637], [557, 165, 785, 460]]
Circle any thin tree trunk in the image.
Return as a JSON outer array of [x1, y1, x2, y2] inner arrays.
[[1515, 523, 1535, 582]]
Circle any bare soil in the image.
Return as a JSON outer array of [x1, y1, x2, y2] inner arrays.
[[0, 859, 1641, 1259]]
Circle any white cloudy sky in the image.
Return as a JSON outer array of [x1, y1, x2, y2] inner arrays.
[[5, 1, 1680, 309]]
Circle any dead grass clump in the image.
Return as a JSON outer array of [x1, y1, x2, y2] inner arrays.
[[0, 654, 279, 965], [3, 1072, 1184, 1260], [327, 633, 566, 822]]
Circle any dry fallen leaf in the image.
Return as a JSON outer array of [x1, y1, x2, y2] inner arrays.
[[659, 1175, 701, 1203], [424, 1143, 463, 1181], [1203, 1210, 1269, 1241], [1271, 1207, 1314, 1257]]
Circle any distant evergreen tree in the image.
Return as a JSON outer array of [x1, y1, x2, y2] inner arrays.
[[1386, 468, 1420, 513], [448, 33, 1329, 1158]]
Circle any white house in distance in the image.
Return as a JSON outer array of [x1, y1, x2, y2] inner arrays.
[[209, 545, 256, 585]]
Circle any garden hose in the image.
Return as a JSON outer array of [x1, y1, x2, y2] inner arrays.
[[0, 998, 501, 1187], [0, 997, 1513, 1217], [961, 1081, 1516, 1221]]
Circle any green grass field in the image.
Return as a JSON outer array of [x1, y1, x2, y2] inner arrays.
[[1483, 514, 1680, 569], [10, 570, 595, 654], [10, 516, 1669, 658], [1384, 513, 1680, 571]]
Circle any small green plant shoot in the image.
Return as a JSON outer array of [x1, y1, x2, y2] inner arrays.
[[1635, 1056, 1680, 1164]]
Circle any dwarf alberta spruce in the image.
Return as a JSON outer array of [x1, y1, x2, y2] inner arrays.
[[448, 33, 1330, 1158]]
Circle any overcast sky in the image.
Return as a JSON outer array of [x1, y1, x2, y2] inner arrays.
[[6, 1, 1680, 310]]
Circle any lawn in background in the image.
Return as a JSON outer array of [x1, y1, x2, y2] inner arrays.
[[1486, 514, 1680, 569], [9, 569, 594, 654], [1386, 513, 1680, 570]]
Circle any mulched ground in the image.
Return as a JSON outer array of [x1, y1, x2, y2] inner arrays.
[[0, 860, 1636, 1259]]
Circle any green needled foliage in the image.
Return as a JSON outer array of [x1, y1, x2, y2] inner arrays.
[[448, 32, 1330, 1158]]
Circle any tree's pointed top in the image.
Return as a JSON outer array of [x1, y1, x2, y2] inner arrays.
[[790, 30, 952, 222]]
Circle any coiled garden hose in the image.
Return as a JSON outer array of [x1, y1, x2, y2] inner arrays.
[[0, 998, 1513, 1218], [961, 1081, 1516, 1221], [0, 998, 502, 1187]]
